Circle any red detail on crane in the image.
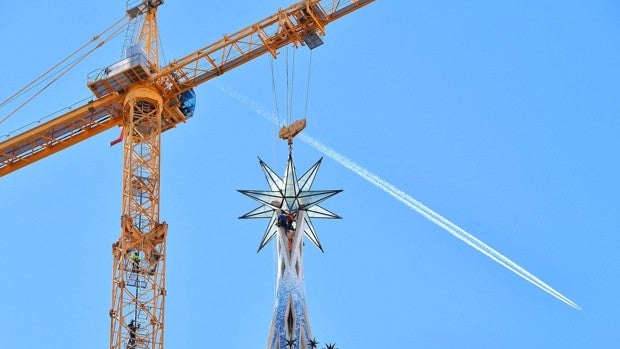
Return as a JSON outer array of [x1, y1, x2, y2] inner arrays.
[[110, 127, 124, 146]]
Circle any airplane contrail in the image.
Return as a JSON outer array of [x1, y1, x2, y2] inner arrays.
[[218, 84, 581, 310]]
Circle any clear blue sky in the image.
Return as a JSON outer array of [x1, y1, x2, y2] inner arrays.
[[1, 1, 619, 348]]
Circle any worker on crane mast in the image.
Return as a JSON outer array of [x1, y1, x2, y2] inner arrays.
[[130, 251, 141, 273]]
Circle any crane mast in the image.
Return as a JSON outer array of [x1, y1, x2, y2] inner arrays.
[[111, 85, 167, 349], [109, 5, 167, 349], [0, 1, 374, 348]]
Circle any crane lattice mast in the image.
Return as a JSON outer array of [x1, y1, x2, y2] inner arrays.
[[0, 1, 374, 348], [109, 3, 167, 349]]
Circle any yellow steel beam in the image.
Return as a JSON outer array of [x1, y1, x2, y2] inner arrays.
[[155, 0, 374, 96], [110, 84, 166, 349], [0, 93, 123, 177]]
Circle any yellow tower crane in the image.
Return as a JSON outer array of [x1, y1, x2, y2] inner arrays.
[[0, 1, 373, 348]]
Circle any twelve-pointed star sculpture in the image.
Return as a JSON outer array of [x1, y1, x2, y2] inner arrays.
[[239, 153, 341, 252]]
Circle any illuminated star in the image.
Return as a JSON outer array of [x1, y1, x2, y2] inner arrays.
[[239, 153, 341, 252]]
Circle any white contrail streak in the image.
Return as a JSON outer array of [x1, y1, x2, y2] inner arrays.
[[301, 134, 581, 310], [218, 84, 581, 310]]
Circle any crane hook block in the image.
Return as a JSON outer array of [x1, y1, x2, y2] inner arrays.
[[279, 119, 306, 142]]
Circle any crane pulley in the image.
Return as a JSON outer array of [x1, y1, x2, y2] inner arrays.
[[279, 118, 307, 143], [280, 118, 307, 153], [126, 0, 164, 19]]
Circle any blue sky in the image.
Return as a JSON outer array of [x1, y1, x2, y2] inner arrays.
[[1, 1, 619, 348]]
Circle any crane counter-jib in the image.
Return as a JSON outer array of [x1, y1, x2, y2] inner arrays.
[[0, 94, 124, 177]]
